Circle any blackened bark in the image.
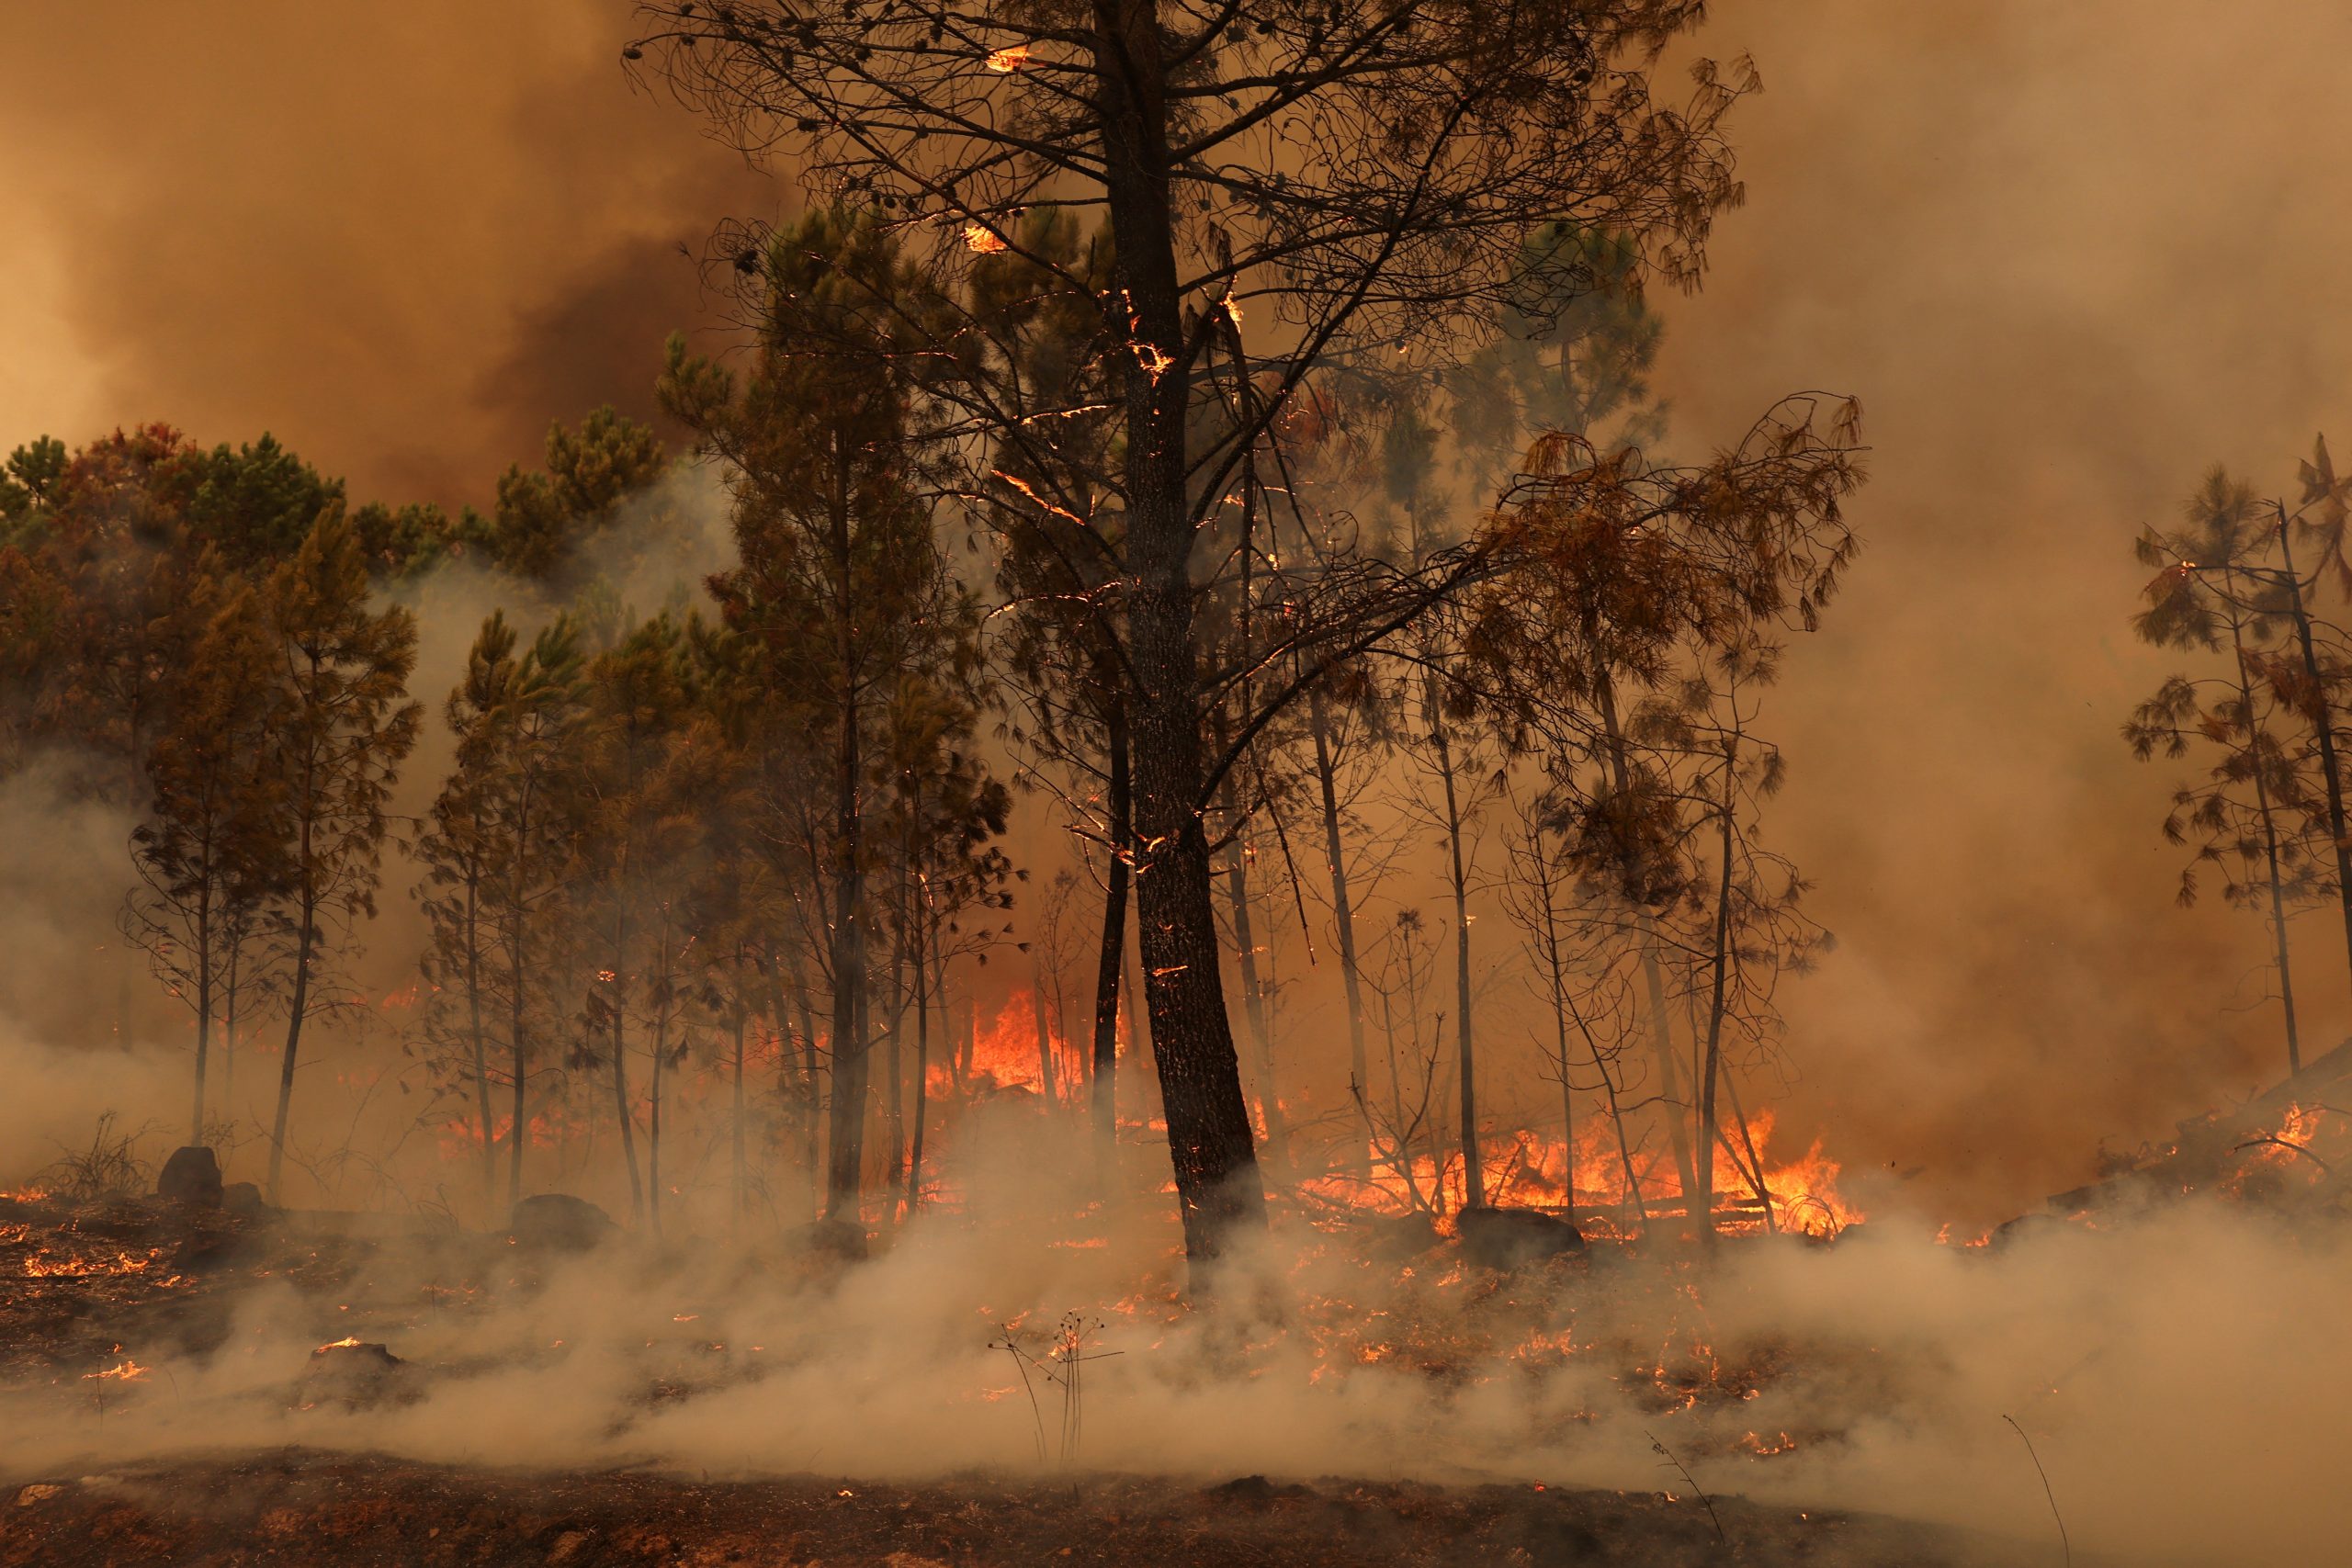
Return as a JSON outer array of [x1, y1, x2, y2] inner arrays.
[[823, 428, 871, 1224], [1090, 702, 1132, 1187], [611, 908, 643, 1222], [1594, 672, 1701, 1215], [1424, 671, 1482, 1210], [1093, 0, 1265, 1259], [1694, 737, 1737, 1240], [1307, 688, 1370, 1173]]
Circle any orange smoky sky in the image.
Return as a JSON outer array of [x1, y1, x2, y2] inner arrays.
[[0, 1, 770, 504], [5, 1, 2352, 1219]]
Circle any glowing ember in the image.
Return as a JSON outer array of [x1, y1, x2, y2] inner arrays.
[[24, 1248, 159, 1279], [315, 1336, 365, 1353]]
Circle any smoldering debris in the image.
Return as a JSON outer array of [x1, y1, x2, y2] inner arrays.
[[1, 1123, 2346, 1566]]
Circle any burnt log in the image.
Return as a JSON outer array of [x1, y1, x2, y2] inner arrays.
[[1457, 1205, 1585, 1269]]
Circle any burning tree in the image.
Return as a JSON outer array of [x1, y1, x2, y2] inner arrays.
[[1464, 400, 1860, 1236], [635, 0, 1765, 1260]]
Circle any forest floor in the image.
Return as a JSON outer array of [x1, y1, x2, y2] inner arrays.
[[0, 1190, 2053, 1567], [1, 1450, 2007, 1568]]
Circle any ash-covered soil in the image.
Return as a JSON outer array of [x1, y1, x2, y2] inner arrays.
[[2, 1450, 1996, 1567], [0, 1190, 2057, 1566]]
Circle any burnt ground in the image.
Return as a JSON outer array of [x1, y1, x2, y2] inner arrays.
[[2, 1451, 2000, 1568], [0, 1192, 2036, 1566]]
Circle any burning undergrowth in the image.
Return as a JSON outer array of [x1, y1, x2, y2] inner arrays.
[[4, 1094, 2351, 1567]]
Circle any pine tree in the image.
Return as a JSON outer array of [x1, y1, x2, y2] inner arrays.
[[663, 204, 978, 1225], [259, 509, 423, 1203], [642, 1, 1762, 1258], [124, 571, 288, 1145]]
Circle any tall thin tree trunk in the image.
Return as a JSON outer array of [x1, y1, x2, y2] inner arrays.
[[2278, 513, 2352, 1015], [823, 431, 871, 1225], [885, 930, 909, 1186], [1423, 671, 1482, 1209], [265, 859, 315, 1206], [1100, 17, 1266, 1260], [2224, 566, 2302, 1074], [1526, 829, 1577, 1221], [906, 908, 933, 1218], [1593, 672, 1702, 1218], [783, 942, 823, 1215], [1032, 957, 1058, 1105], [1089, 703, 1132, 1190], [731, 991, 748, 1234], [1220, 816, 1289, 1175], [1308, 687, 1370, 1175], [189, 886, 213, 1146], [506, 773, 537, 1208], [649, 910, 673, 1238], [1695, 736, 1738, 1241], [221, 924, 240, 1122], [465, 875, 495, 1213], [611, 906, 643, 1223]]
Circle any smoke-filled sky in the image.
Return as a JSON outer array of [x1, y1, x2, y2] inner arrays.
[[6, 1, 2352, 1219]]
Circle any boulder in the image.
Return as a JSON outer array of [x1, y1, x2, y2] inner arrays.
[[155, 1146, 222, 1209], [221, 1180, 266, 1216], [1457, 1204, 1585, 1269], [509, 1193, 616, 1252]]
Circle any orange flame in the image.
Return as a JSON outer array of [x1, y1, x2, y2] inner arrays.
[[1301, 1108, 1861, 1238]]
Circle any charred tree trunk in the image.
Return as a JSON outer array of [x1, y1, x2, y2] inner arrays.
[[781, 942, 823, 1213], [823, 430, 872, 1225], [1525, 827, 1577, 1221], [1219, 805, 1289, 1176], [1033, 956, 1058, 1106], [1423, 670, 1483, 1210], [2277, 515, 2352, 1026], [505, 771, 538, 1208], [1695, 736, 1738, 1241], [221, 920, 241, 1122], [2226, 559, 2302, 1074], [265, 801, 317, 1207], [1090, 700, 1131, 1189], [189, 884, 213, 1147], [730, 988, 749, 1234], [649, 1003, 665, 1236], [905, 912, 933, 1218], [464, 875, 495, 1213], [1308, 686, 1371, 1174], [610, 907, 644, 1223], [1594, 673, 1702, 1217]]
